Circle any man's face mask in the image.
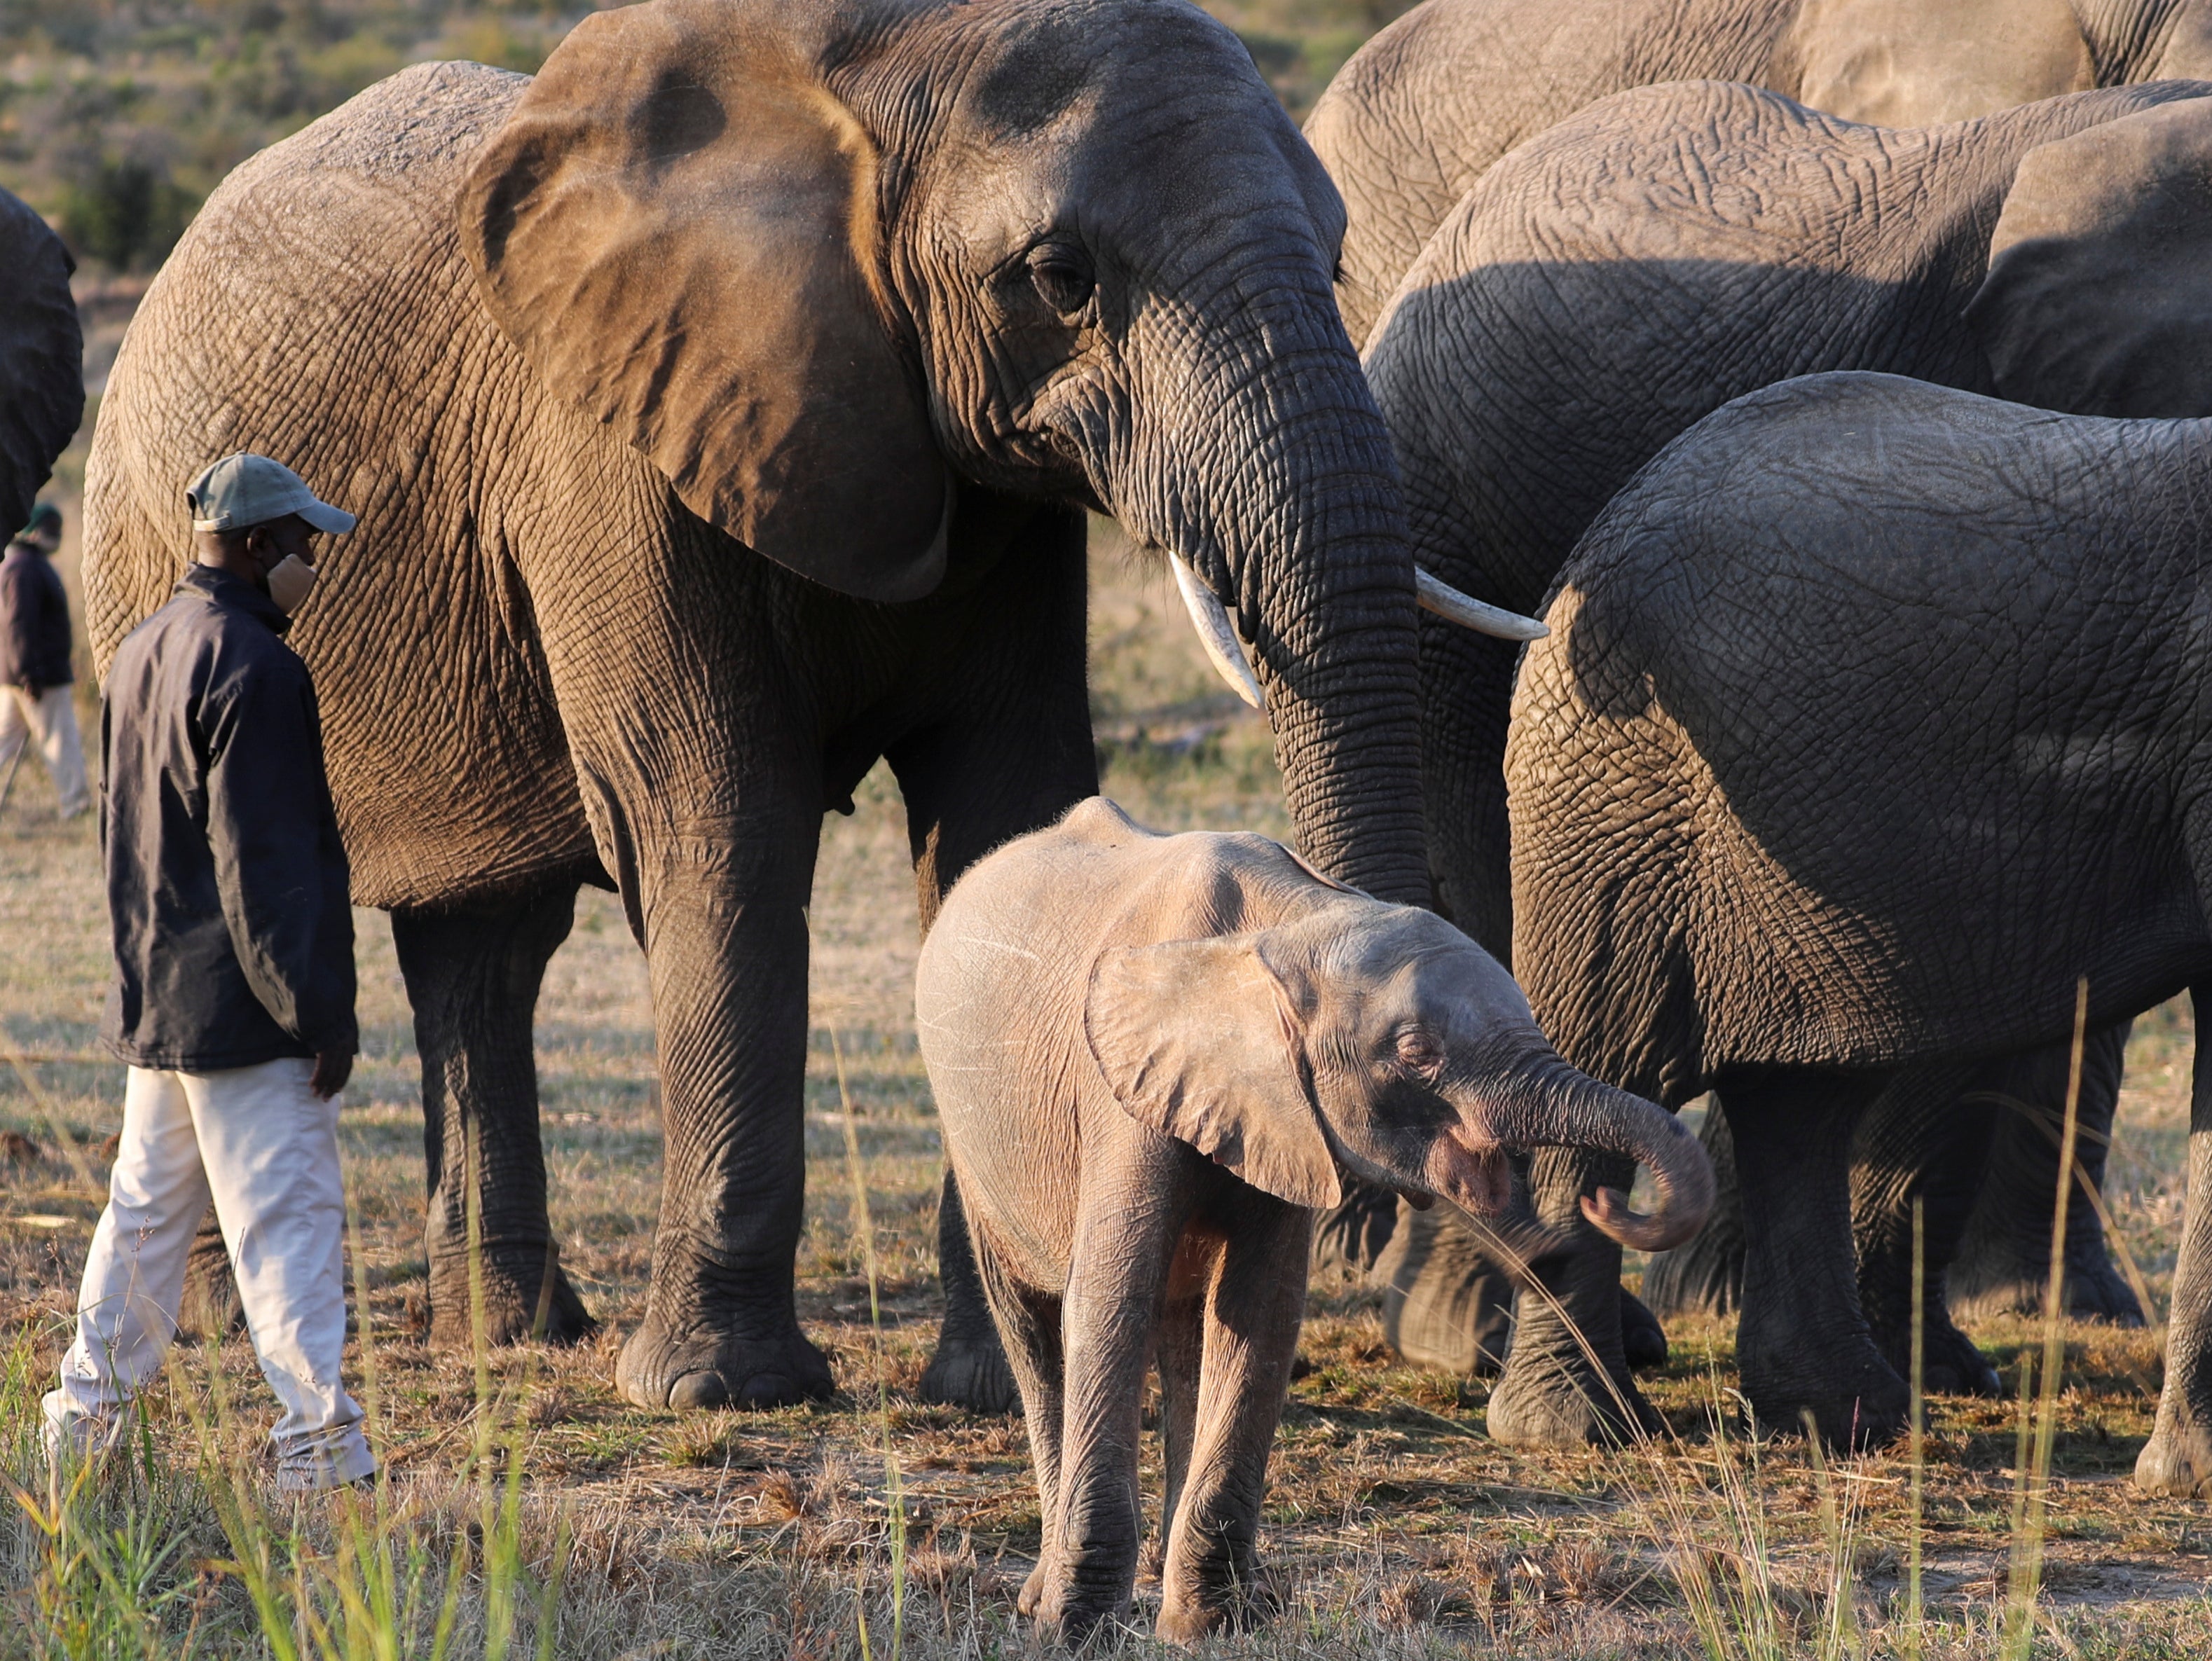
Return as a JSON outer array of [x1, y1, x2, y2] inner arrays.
[[264, 554, 318, 615]]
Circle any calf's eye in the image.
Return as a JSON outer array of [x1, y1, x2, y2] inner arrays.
[[1394, 1028, 1445, 1075]]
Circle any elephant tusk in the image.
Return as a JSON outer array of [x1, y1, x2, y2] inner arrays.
[[1415, 567, 1550, 641], [1167, 551, 1265, 711]]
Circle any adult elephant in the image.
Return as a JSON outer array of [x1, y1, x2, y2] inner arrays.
[[1307, 0, 2212, 349], [1360, 81, 2212, 1440], [0, 186, 83, 538], [82, 0, 1530, 1412], [1505, 367, 2212, 1491]]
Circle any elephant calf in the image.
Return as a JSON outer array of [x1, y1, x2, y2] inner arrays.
[[1508, 369, 2212, 1491], [916, 797, 1710, 1641]]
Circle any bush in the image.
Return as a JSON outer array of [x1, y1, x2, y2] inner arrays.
[[55, 157, 196, 271]]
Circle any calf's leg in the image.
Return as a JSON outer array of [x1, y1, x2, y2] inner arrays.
[[1157, 1194, 1310, 1643]]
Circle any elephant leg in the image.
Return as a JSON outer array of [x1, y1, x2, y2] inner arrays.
[[1640, 1101, 1745, 1318], [1154, 1244, 1205, 1576], [2137, 986, 2212, 1498], [1949, 1024, 2142, 1325], [1156, 1195, 1309, 1644], [1724, 1068, 1906, 1447], [1373, 1196, 1513, 1377], [614, 800, 834, 1411], [1036, 1147, 1194, 1644], [391, 880, 596, 1348], [1310, 1178, 1401, 1277], [1485, 1147, 1658, 1447], [178, 1205, 245, 1339], [890, 510, 1097, 1413], [916, 1170, 1017, 1411], [1849, 1061, 2001, 1398], [966, 1221, 1066, 1615]]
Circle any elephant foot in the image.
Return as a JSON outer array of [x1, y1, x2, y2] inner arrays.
[[1740, 1347, 1907, 1448], [1485, 1356, 1661, 1448], [617, 1311, 833, 1410], [1156, 1592, 1230, 1646], [427, 1242, 597, 1350], [1373, 1200, 1513, 1377], [916, 1329, 1018, 1413], [1017, 1557, 1052, 1618], [2135, 1419, 2212, 1498], [2063, 1255, 2148, 1326], [1621, 1289, 1668, 1373], [180, 1215, 245, 1339]]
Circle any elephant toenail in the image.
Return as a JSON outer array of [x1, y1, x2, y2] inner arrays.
[[736, 1372, 797, 1407], [669, 1370, 731, 1411]]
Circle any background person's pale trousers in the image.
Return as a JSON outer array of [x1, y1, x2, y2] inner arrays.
[[43, 1056, 374, 1489], [0, 684, 89, 816]]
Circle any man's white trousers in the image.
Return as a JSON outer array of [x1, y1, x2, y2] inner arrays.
[[0, 684, 90, 818], [43, 1056, 375, 1491]]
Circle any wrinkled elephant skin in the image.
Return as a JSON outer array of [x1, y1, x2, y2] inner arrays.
[[1508, 371, 2212, 1478], [918, 799, 1711, 1642], [83, 0, 1438, 1412]]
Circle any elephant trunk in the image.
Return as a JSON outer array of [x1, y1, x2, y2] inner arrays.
[[1472, 1052, 1716, 1253], [1114, 276, 1433, 908]]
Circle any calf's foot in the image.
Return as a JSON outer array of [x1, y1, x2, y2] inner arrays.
[[617, 1308, 832, 1410]]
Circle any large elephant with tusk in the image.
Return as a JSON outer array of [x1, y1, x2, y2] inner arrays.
[[81, 0, 1534, 1412]]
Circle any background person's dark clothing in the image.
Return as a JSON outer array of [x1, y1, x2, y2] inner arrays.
[[101, 565, 357, 1070], [0, 536, 71, 690]]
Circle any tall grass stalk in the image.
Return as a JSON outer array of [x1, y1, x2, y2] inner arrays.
[[832, 1024, 906, 1661], [1904, 1197, 1925, 1658], [2001, 977, 2089, 1659], [1800, 1413, 1865, 1661]]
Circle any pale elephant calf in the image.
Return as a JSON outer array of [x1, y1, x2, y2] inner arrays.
[[915, 797, 1710, 1643]]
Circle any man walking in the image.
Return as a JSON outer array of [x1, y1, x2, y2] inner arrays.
[[45, 454, 373, 1492], [0, 502, 90, 818]]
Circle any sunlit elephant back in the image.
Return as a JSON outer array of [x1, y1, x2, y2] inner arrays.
[[1307, 0, 2212, 347]]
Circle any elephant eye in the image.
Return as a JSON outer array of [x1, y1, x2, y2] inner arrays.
[[1393, 1027, 1445, 1078], [1026, 243, 1096, 318]]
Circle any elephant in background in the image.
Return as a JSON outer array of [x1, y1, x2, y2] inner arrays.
[[1506, 368, 2212, 1494], [919, 798, 1710, 1641], [83, 0, 1524, 1412], [1361, 81, 2212, 1439], [0, 186, 83, 537], [1307, 0, 2212, 347]]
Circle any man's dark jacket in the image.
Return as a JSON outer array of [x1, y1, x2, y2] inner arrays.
[[101, 565, 357, 1070], [0, 537, 71, 691]]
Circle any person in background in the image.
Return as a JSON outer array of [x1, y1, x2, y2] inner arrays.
[[0, 501, 90, 818], [43, 454, 373, 1493]]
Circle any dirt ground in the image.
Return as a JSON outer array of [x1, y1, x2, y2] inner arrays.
[[4, 532, 2211, 1655]]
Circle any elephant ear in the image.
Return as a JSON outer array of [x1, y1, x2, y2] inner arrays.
[[1084, 935, 1343, 1211], [1964, 98, 2212, 417], [0, 188, 83, 538], [458, 0, 949, 602]]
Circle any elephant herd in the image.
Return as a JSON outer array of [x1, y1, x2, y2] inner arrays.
[[0, 0, 2203, 1639]]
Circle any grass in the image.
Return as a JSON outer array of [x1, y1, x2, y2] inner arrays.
[[4, 529, 2210, 1655]]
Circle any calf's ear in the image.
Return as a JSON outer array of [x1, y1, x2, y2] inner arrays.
[[1084, 935, 1342, 1211], [1965, 96, 2212, 417], [458, 0, 949, 602]]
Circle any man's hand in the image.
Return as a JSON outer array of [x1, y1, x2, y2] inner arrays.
[[311, 1049, 354, 1099]]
